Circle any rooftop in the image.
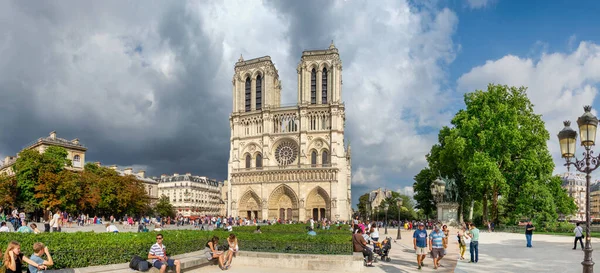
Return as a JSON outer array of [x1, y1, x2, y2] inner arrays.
[[155, 173, 220, 187], [24, 131, 87, 151]]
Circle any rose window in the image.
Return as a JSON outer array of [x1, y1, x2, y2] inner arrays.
[[275, 141, 298, 166]]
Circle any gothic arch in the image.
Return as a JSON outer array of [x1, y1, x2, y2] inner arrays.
[[307, 62, 319, 71], [238, 189, 262, 219], [318, 61, 331, 71], [252, 69, 264, 79], [307, 137, 329, 152], [242, 72, 252, 81], [268, 184, 299, 221], [244, 153, 252, 169], [305, 186, 331, 221], [241, 142, 261, 155]]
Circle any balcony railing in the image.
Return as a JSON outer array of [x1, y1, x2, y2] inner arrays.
[[234, 163, 334, 172]]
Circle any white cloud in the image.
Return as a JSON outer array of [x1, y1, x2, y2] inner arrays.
[[457, 41, 600, 176], [352, 166, 382, 185], [398, 186, 415, 198], [466, 0, 493, 9], [0, 1, 461, 202]]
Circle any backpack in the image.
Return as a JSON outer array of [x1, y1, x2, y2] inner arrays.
[[129, 255, 150, 271]]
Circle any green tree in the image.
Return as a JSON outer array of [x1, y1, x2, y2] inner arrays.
[[356, 193, 369, 220], [155, 195, 175, 218], [416, 84, 576, 225], [413, 168, 437, 218], [15, 146, 71, 212], [0, 174, 17, 208]]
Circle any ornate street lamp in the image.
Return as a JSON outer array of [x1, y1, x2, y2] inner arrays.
[[396, 197, 403, 240], [558, 105, 598, 273], [430, 178, 446, 203], [384, 203, 389, 235]]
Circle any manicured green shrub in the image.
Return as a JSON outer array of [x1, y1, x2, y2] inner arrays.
[[0, 227, 352, 269]]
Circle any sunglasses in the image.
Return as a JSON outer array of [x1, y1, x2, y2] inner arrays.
[[156, 237, 163, 239]]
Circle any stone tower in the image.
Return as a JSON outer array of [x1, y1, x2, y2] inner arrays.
[[227, 43, 352, 222]]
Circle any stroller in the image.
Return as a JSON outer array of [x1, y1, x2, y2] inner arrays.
[[373, 237, 392, 262]]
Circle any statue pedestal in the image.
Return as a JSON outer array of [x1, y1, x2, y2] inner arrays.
[[437, 202, 459, 226]]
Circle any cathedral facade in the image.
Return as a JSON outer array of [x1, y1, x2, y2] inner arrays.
[[226, 43, 352, 222]]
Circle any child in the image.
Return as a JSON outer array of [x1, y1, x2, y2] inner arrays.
[[2, 241, 46, 273], [28, 242, 54, 273]]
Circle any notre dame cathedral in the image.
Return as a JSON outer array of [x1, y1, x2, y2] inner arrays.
[[225, 42, 352, 221]]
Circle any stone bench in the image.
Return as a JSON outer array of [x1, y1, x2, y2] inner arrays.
[[69, 249, 215, 273], [68, 249, 363, 272], [235, 251, 364, 272]]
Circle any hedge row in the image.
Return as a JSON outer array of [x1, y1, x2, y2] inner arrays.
[[234, 223, 351, 234], [0, 228, 352, 269]]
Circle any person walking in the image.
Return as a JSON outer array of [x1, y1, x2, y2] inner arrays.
[[573, 222, 584, 250], [457, 227, 467, 260], [467, 223, 479, 263], [525, 221, 535, 248], [429, 225, 446, 269], [413, 223, 428, 270]]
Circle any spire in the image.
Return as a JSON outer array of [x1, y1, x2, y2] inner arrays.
[[238, 54, 244, 62], [329, 40, 336, 50]]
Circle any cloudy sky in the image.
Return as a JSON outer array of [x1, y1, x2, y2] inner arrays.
[[1, 0, 600, 207]]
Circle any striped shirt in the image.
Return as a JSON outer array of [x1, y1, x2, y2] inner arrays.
[[429, 230, 445, 248], [149, 243, 166, 263]]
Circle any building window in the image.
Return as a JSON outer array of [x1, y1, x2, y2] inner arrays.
[[322, 67, 328, 104], [73, 155, 81, 167], [256, 154, 263, 168], [311, 68, 316, 104], [245, 154, 252, 169], [245, 77, 251, 112], [311, 151, 317, 167], [322, 150, 329, 166], [256, 75, 262, 110]]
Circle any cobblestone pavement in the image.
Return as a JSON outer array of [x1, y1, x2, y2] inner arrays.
[[454, 231, 600, 273]]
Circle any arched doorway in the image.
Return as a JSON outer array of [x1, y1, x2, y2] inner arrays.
[[238, 190, 262, 220], [268, 184, 299, 221], [306, 186, 331, 221]]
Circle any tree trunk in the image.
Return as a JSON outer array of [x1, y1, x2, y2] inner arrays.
[[482, 191, 488, 224], [469, 200, 475, 221], [492, 186, 499, 225], [459, 199, 464, 223]]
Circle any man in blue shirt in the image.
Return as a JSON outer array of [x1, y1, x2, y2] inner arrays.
[[413, 222, 428, 270], [429, 225, 446, 269]]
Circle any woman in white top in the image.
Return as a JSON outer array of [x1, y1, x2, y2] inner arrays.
[[226, 233, 239, 267], [370, 227, 379, 242]]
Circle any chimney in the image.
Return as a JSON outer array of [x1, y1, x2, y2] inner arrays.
[[109, 165, 117, 170], [161, 174, 167, 179], [124, 167, 133, 175], [173, 173, 179, 176], [95, 162, 101, 167], [71, 138, 80, 145], [185, 172, 191, 176], [49, 131, 57, 140], [137, 170, 146, 178]]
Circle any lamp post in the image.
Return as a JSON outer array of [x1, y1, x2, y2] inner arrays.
[[430, 178, 446, 223], [384, 203, 389, 235], [557, 105, 598, 273], [396, 197, 403, 240]]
